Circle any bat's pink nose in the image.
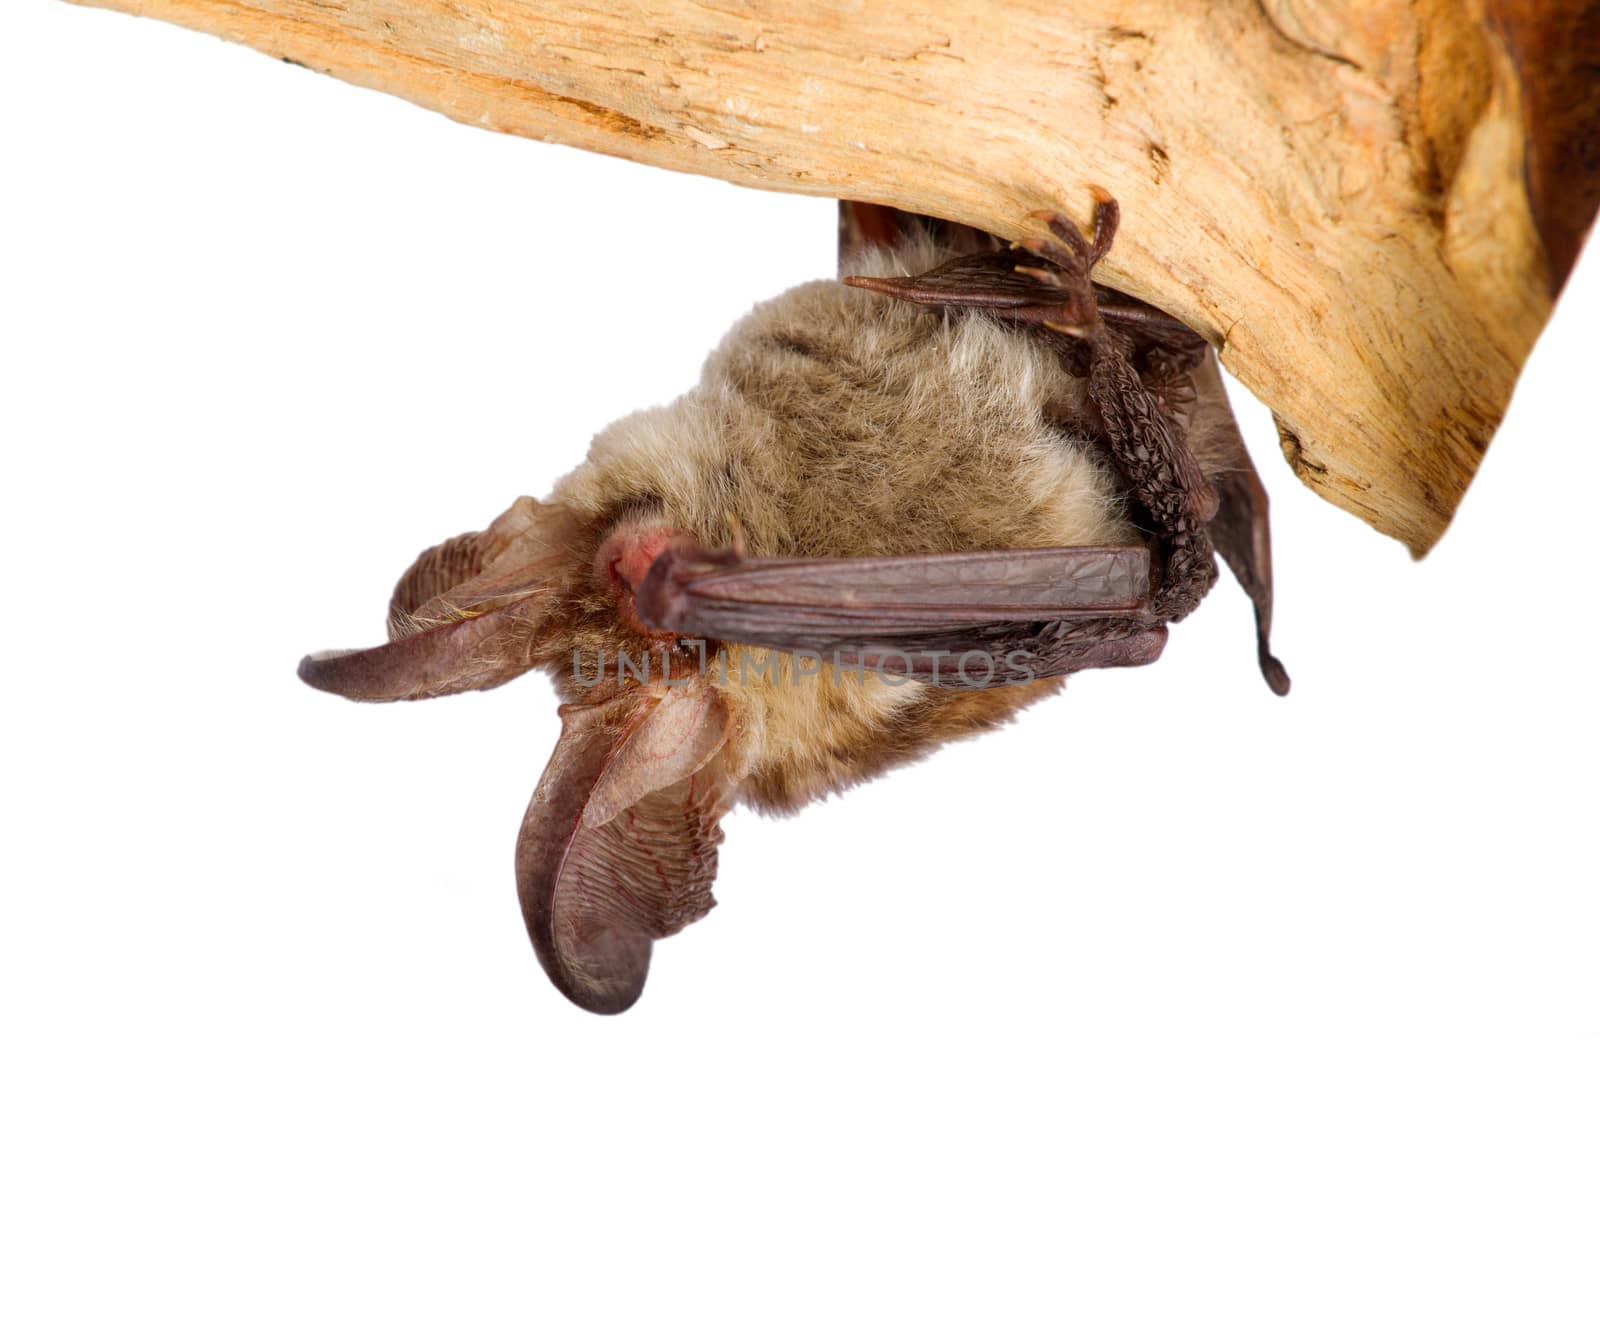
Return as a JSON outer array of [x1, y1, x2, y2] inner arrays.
[[595, 522, 685, 637], [595, 522, 678, 592]]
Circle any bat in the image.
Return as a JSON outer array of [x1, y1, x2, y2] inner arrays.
[[299, 191, 1288, 1014]]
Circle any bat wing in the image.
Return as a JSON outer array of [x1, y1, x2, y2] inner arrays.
[[1154, 351, 1291, 695], [848, 250, 1081, 313], [517, 687, 735, 1014], [846, 250, 1208, 359], [635, 542, 1168, 685]]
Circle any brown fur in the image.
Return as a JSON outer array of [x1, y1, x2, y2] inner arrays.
[[535, 241, 1136, 812]]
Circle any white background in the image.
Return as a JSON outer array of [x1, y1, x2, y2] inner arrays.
[[4, 6, 1596, 1324]]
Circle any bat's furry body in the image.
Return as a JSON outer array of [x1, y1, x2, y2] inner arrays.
[[552, 237, 1134, 810], [302, 198, 1283, 1012]]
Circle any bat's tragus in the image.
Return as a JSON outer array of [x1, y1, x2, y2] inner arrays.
[[300, 192, 1288, 1015]]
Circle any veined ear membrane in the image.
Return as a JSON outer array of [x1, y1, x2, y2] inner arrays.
[[297, 599, 553, 701], [387, 528, 495, 640], [516, 687, 735, 1015], [387, 496, 573, 639], [298, 497, 576, 703]]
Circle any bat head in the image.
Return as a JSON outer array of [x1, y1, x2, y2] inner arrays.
[[299, 497, 742, 1014]]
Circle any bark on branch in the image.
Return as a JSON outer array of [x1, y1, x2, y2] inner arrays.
[[70, 0, 1599, 552]]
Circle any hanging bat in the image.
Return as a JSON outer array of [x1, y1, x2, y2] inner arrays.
[[299, 191, 1288, 1015]]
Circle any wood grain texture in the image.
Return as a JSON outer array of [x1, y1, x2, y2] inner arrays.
[[68, 0, 1600, 553]]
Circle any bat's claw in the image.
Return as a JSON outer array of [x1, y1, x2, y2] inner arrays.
[[1011, 263, 1065, 289], [1087, 191, 1119, 262], [1005, 190, 1121, 336], [1025, 190, 1119, 272], [1019, 227, 1088, 277]]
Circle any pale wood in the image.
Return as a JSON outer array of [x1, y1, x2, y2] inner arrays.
[[68, 0, 1599, 552]]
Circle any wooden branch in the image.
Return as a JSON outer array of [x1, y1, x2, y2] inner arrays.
[[70, 0, 1599, 553]]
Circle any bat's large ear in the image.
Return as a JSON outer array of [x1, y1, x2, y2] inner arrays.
[[517, 686, 735, 1015], [299, 497, 577, 702]]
